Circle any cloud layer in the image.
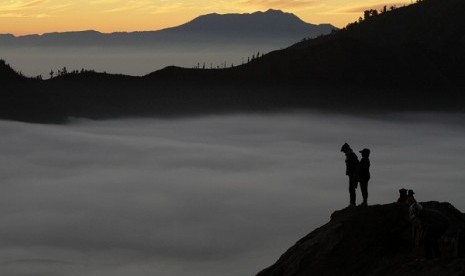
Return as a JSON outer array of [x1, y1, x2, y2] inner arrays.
[[1, 113, 464, 275]]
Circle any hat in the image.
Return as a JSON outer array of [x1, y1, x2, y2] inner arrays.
[[341, 143, 351, 152], [359, 148, 371, 155], [408, 190, 415, 195]]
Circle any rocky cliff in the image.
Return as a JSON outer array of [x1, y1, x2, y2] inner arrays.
[[257, 202, 465, 276]]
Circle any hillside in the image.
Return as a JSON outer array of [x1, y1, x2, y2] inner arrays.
[[148, 0, 464, 87], [0, 60, 25, 81], [0, 10, 335, 47], [236, 0, 465, 86], [257, 202, 465, 276], [1, 0, 465, 123], [144, 0, 465, 88]]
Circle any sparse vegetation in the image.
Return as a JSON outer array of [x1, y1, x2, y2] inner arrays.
[[344, 3, 404, 30], [47, 66, 98, 79], [192, 51, 266, 69]]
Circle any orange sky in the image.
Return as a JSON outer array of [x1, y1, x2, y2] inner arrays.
[[0, 0, 412, 35]]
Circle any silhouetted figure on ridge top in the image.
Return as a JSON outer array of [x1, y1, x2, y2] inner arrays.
[[340, 143, 359, 207], [358, 148, 371, 206]]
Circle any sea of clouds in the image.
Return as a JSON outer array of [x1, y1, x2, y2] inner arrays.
[[1, 113, 464, 276]]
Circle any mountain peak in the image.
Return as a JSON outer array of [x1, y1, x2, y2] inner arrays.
[[257, 202, 465, 276], [189, 9, 292, 22], [198, 9, 286, 17], [265, 8, 283, 12], [260, 9, 285, 14], [252, 9, 300, 21], [174, 10, 333, 35]]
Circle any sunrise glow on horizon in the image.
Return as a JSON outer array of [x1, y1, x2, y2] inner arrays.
[[1, 0, 411, 36]]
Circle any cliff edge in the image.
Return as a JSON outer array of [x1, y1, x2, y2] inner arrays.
[[257, 202, 465, 276]]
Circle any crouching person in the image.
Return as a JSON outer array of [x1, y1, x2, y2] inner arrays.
[[410, 203, 449, 260]]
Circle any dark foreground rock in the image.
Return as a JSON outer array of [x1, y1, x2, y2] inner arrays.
[[257, 202, 465, 276]]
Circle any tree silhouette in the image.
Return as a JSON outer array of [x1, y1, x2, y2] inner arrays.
[[364, 10, 370, 20], [363, 9, 379, 20]]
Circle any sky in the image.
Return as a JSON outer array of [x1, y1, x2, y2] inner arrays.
[[1, 113, 465, 276], [1, 0, 411, 35]]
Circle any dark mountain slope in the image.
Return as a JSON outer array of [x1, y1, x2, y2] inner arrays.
[[144, 0, 465, 87], [257, 202, 465, 276], [229, 0, 465, 86], [1, 0, 465, 123], [0, 60, 26, 82], [336, 0, 465, 56], [0, 61, 67, 123]]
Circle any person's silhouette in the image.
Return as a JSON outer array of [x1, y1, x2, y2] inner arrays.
[[341, 143, 359, 207], [358, 148, 371, 206]]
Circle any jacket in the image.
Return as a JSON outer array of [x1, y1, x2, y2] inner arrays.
[[358, 157, 371, 181], [345, 151, 359, 177]]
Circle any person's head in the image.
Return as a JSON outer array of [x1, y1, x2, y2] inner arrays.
[[408, 190, 415, 197], [359, 148, 370, 158], [399, 188, 407, 196], [341, 143, 352, 153]]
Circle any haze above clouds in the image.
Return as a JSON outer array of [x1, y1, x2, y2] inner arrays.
[[1, 113, 464, 276], [0, 45, 271, 77]]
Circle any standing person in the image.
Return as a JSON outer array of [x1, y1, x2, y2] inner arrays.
[[358, 148, 371, 206], [341, 143, 359, 207]]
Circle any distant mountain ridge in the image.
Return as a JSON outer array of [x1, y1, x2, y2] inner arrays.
[[170, 9, 333, 35], [0, 9, 336, 47]]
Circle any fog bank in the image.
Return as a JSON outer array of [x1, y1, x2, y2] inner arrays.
[[1, 113, 464, 276]]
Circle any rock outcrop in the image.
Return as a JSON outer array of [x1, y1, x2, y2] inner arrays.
[[257, 202, 465, 276]]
